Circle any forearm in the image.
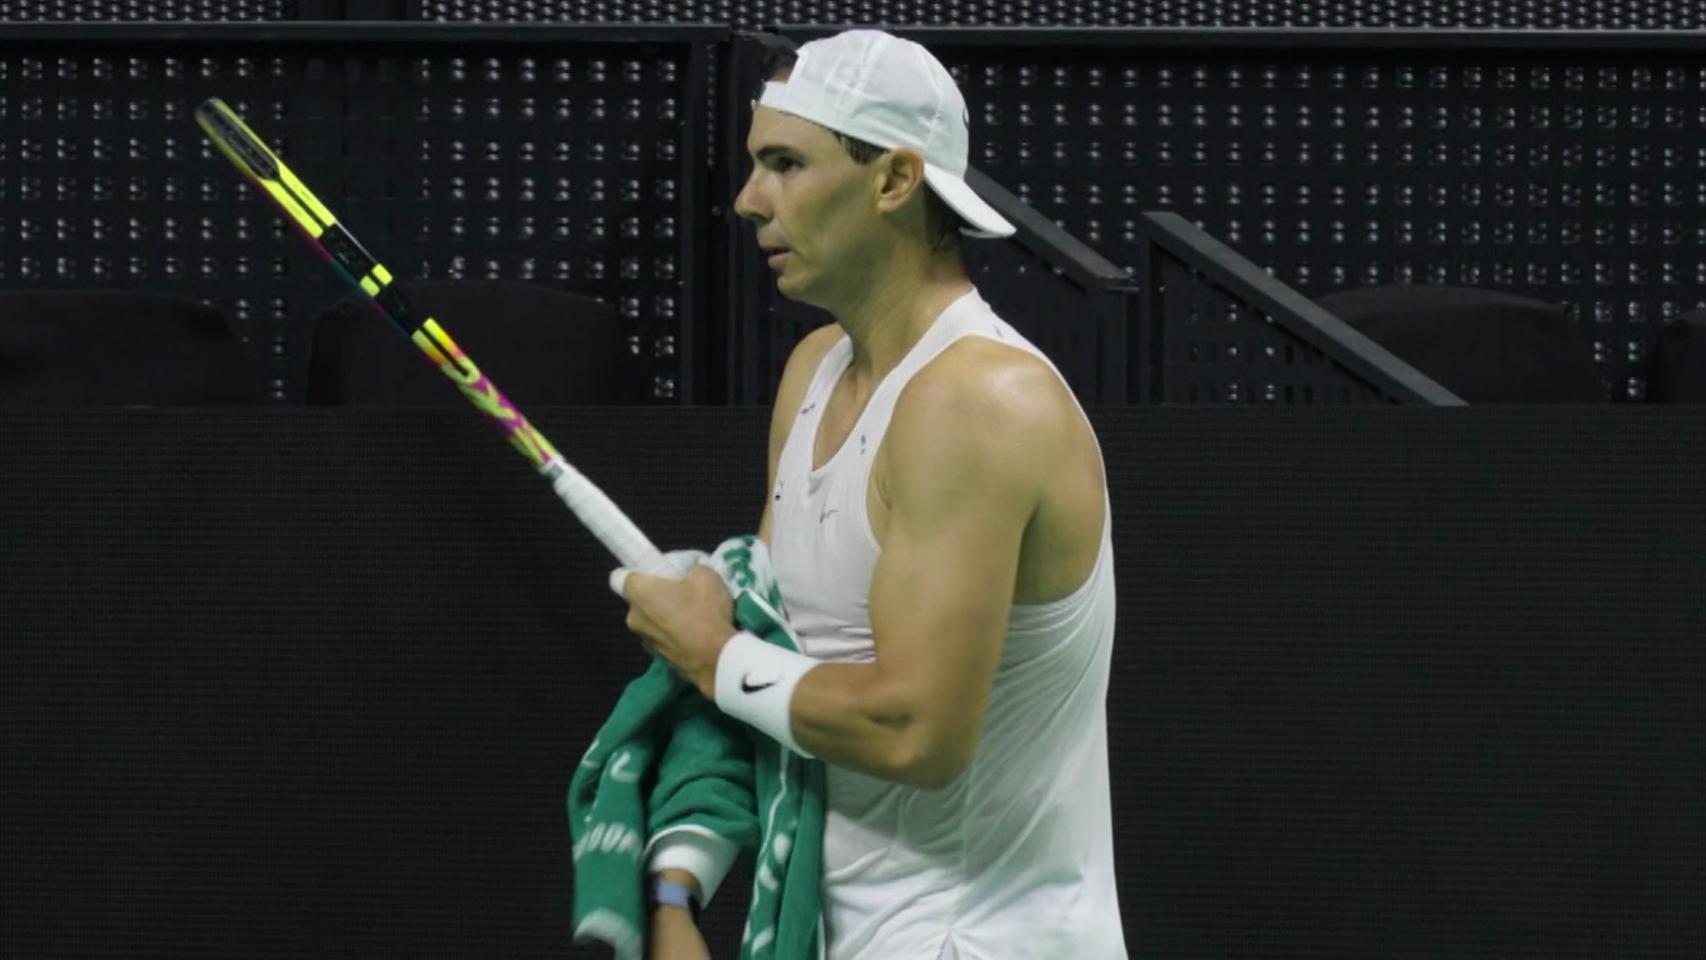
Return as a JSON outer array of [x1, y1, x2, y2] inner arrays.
[[789, 661, 960, 788], [711, 630, 971, 789]]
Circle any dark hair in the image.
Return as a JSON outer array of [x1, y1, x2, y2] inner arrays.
[[756, 46, 966, 253]]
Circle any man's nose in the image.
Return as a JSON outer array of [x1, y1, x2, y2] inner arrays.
[[733, 175, 766, 224]]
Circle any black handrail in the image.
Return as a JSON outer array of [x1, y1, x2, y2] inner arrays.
[[1139, 212, 1466, 406]]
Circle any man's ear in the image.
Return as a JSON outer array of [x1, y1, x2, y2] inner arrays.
[[874, 147, 928, 213]]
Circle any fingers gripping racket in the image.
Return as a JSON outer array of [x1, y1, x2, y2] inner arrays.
[[194, 97, 674, 580]]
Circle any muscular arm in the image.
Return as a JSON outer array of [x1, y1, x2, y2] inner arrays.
[[786, 355, 1053, 789], [619, 355, 1061, 791]]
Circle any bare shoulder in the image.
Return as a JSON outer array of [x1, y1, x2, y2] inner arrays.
[[887, 338, 1074, 492], [898, 337, 1075, 443]]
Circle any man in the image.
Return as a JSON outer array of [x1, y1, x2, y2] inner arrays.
[[618, 29, 1126, 959]]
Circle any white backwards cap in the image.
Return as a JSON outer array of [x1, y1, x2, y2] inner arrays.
[[756, 29, 1017, 239]]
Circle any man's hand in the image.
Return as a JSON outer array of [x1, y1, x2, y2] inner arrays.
[[620, 564, 738, 698], [647, 904, 711, 960]]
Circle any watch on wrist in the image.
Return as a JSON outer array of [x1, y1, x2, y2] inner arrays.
[[651, 877, 702, 921]]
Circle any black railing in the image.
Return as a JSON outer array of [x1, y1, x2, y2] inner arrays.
[[1139, 212, 1465, 405]]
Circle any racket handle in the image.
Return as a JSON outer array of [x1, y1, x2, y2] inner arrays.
[[543, 458, 676, 578]]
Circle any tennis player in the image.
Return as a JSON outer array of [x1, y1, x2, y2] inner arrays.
[[620, 29, 1127, 959]]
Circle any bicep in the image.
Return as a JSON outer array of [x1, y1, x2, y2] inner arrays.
[[865, 384, 1041, 772], [866, 491, 1024, 750]]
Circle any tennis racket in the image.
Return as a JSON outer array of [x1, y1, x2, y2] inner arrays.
[[194, 96, 674, 580]]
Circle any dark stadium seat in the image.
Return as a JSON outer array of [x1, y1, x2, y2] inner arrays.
[[1314, 285, 1607, 403], [1646, 308, 1706, 403], [305, 281, 642, 406], [0, 290, 258, 405]]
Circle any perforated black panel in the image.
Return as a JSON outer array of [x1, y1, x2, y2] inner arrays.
[[721, 33, 1704, 402], [0, 35, 708, 402], [411, 0, 1706, 30], [0, 0, 291, 18], [1151, 252, 1395, 404], [948, 50, 1706, 400]]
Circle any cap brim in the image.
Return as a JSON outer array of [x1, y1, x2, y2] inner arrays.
[[923, 166, 1016, 239]]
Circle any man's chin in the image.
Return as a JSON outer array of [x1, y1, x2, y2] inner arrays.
[[771, 275, 811, 304]]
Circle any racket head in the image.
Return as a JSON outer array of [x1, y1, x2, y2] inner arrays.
[[193, 97, 280, 184], [195, 97, 341, 242], [195, 98, 422, 327]]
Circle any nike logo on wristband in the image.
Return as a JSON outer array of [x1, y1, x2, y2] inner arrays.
[[740, 674, 777, 694]]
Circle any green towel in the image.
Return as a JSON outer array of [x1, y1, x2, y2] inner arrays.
[[569, 536, 825, 960]]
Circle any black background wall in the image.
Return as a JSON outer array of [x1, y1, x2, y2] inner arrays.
[[3, 407, 1702, 958], [7, 9, 1706, 403], [3, 5, 1705, 959]]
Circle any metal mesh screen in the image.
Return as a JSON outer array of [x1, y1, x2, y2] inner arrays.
[[764, 35, 1706, 401], [0, 0, 293, 18], [0, 31, 711, 402], [410, 1, 1706, 30]]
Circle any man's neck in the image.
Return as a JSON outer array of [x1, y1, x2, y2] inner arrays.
[[832, 247, 973, 388]]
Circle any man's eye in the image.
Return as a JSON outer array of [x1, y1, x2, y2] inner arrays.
[[773, 158, 798, 171]]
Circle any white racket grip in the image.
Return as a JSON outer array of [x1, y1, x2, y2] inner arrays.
[[542, 458, 676, 579]]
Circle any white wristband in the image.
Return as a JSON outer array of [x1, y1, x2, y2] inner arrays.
[[713, 631, 820, 758], [645, 827, 740, 905]]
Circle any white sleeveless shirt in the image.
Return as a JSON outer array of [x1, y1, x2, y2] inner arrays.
[[768, 288, 1127, 960]]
